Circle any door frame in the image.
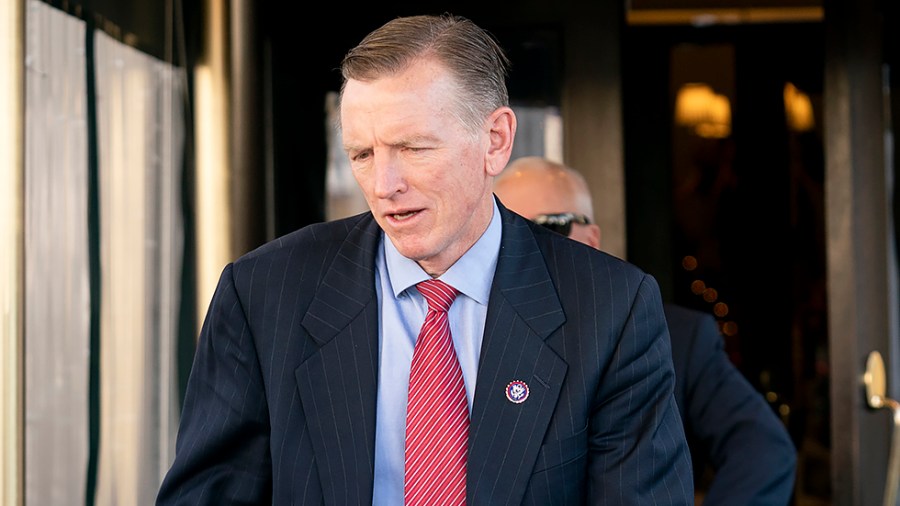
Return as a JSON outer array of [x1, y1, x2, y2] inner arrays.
[[825, 0, 899, 504]]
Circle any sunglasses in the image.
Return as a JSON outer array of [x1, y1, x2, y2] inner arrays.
[[532, 212, 591, 237]]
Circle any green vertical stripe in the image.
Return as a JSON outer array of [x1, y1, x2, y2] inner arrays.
[[84, 18, 100, 506], [178, 108, 197, 407]]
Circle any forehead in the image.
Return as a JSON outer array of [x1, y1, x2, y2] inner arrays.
[[340, 60, 462, 125]]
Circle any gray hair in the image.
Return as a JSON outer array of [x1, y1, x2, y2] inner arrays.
[[339, 14, 510, 134]]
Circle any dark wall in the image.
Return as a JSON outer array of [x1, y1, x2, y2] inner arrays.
[[46, 0, 181, 63]]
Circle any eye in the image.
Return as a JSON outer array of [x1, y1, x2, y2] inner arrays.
[[405, 146, 430, 154], [350, 149, 372, 163]]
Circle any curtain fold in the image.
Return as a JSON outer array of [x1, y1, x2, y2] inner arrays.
[[24, 2, 89, 504], [92, 29, 185, 506], [24, 2, 186, 504]]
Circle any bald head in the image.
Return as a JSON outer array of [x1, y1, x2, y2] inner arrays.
[[494, 156, 601, 249]]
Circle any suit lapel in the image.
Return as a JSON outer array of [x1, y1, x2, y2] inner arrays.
[[296, 214, 381, 506], [468, 204, 568, 505], [291, 207, 568, 505]]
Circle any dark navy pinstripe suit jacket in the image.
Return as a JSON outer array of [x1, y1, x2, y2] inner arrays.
[[157, 201, 694, 505], [665, 304, 797, 505]]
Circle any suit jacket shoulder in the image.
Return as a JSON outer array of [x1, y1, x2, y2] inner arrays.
[[662, 302, 797, 505], [481, 205, 693, 505], [158, 212, 385, 505]]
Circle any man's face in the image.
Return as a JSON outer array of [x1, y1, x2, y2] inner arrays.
[[340, 58, 497, 277], [493, 167, 601, 250]]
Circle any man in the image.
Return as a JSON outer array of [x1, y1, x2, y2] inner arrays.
[[157, 15, 692, 505], [494, 155, 797, 505]]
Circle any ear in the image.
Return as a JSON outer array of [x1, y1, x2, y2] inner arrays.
[[484, 106, 517, 177]]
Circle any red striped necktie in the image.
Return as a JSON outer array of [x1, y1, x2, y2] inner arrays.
[[404, 279, 468, 506]]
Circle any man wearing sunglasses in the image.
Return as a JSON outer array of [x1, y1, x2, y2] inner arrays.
[[494, 156, 797, 506]]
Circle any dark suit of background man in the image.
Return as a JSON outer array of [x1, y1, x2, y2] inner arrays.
[[157, 14, 693, 505], [494, 155, 797, 505]]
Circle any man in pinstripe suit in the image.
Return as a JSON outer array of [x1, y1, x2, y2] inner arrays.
[[157, 13, 693, 505]]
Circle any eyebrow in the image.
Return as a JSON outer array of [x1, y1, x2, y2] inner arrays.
[[344, 134, 440, 153]]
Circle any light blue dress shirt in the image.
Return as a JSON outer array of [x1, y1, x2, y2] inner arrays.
[[371, 200, 502, 505]]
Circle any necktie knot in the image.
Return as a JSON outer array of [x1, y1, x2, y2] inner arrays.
[[416, 279, 458, 313]]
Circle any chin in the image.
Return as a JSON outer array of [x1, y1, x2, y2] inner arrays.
[[386, 234, 429, 259]]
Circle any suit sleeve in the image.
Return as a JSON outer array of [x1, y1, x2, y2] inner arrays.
[[156, 263, 272, 505], [587, 274, 694, 505], [682, 313, 797, 505]]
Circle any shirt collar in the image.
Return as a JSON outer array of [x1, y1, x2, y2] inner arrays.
[[383, 199, 502, 306]]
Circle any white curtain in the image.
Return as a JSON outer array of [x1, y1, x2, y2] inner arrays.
[[92, 30, 185, 506], [24, 2, 186, 504], [24, 2, 90, 504]]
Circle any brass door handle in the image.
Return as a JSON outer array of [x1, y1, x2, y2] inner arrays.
[[864, 351, 900, 506]]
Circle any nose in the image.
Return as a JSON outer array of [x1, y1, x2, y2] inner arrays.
[[372, 151, 407, 199]]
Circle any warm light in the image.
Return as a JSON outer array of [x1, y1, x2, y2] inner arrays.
[[691, 279, 706, 295], [722, 321, 739, 336], [702, 287, 718, 303], [682, 255, 698, 271], [627, 7, 824, 26], [713, 302, 729, 317], [675, 83, 732, 138], [784, 82, 815, 132], [194, 0, 233, 334], [675, 83, 712, 125]]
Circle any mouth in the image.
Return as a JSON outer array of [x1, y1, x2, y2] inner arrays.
[[386, 208, 423, 223], [391, 210, 418, 221]]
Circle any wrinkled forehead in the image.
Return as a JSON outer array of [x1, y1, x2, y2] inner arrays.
[[339, 62, 474, 135], [339, 73, 478, 149]]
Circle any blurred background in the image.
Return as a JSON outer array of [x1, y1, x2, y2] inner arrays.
[[1, 0, 898, 504]]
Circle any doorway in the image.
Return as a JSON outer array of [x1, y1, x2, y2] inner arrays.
[[623, 19, 828, 505]]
